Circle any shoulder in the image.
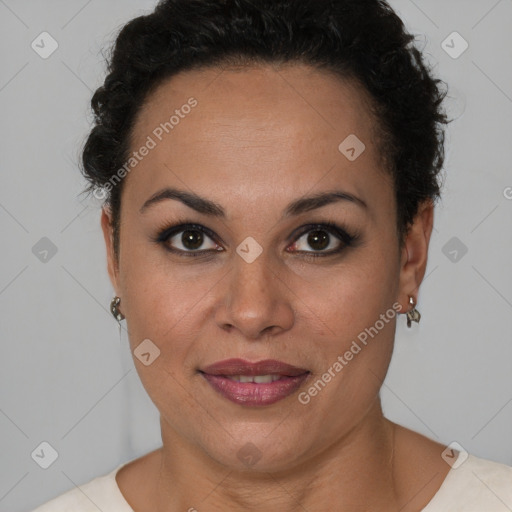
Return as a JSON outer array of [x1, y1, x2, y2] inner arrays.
[[423, 453, 512, 511], [29, 464, 133, 512]]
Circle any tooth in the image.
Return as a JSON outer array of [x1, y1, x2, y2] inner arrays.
[[226, 374, 284, 383], [253, 375, 273, 384]]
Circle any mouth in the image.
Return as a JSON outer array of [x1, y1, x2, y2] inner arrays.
[[199, 358, 310, 406]]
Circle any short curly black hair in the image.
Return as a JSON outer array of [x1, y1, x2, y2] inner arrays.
[[81, 0, 450, 260]]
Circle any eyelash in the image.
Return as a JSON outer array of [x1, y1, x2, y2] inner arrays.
[[153, 219, 359, 259]]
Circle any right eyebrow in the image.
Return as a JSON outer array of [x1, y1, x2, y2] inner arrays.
[[139, 187, 225, 217]]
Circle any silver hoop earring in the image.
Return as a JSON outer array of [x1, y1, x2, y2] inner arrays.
[[110, 296, 125, 322], [406, 296, 421, 328]]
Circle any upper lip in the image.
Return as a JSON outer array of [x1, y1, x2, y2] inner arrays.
[[201, 358, 309, 377]]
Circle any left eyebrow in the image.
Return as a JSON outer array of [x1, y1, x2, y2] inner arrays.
[[139, 186, 367, 217], [283, 190, 367, 217]]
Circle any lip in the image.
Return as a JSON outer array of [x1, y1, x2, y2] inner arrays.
[[202, 358, 308, 377], [200, 358, 310, 406]]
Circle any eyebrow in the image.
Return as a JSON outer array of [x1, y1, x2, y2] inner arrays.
[[139, 187, 367, 217]]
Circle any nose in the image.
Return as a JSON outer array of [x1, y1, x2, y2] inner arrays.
[[214, 250, 295, 340]]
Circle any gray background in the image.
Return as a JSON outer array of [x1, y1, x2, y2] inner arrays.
[[0, 0, 511, 510]]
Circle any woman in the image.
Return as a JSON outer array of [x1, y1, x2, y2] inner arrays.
[[31, 0, 512, 510]]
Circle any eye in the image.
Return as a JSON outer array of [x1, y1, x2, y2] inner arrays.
[[287, 222, 356, 257], [156, 223, 222, 257], [154, 220, 358, 259]]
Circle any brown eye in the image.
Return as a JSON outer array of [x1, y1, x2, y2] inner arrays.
[[157, 224, 222, 255], [167, 228, 219, 252], [291, 228, 342, 254], [286, 222, 357, 258], [181, 229, 205, 250], [306, 230, 330, 251]]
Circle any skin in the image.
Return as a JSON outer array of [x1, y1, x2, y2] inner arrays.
[[101, 63, 451, 511]]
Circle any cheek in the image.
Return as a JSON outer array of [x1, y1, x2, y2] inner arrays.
[[297, 246, 399, 339], [119, 240, 220, 352], [291, 240, 400, 397]]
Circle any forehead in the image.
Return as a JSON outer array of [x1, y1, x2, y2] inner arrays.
[[125, 63, 392, 217]]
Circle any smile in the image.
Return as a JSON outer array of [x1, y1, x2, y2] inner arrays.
[[199, 358, 310, 406]]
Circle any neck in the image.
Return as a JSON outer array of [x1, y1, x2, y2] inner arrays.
[[153, 399, 401, 512]]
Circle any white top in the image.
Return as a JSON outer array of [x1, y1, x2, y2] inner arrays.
[[31, 453, 512, 511]]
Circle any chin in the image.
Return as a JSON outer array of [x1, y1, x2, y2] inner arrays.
[[199, 428, 309, 474]]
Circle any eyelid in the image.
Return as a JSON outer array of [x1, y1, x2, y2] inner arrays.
[[155, 221, 222, 245], [288, 222, 356, 246]]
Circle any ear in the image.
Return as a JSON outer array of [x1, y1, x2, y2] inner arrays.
[[397, 199, 434, 313], [100, 206, 120, 295]]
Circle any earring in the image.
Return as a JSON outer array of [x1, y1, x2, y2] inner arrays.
[[110, 296, 125, 322], [406, 296, 421, 328]]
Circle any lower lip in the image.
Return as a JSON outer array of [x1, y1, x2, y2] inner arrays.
[[201, 373, 310, 406]]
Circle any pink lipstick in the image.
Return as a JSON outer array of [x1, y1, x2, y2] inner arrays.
[[200, 358, 310, 406]]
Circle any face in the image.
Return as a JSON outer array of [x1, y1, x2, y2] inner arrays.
[[102, 63, 432, 472]]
